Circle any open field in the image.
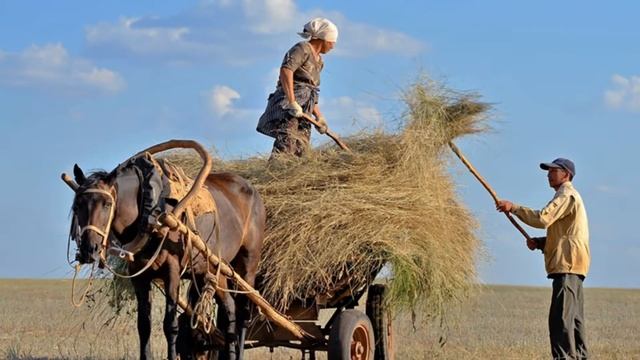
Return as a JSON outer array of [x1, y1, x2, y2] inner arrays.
[[1, 279, 639, 359]]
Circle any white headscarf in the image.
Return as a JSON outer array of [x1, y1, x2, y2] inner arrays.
[[298, 18, 339, 43]]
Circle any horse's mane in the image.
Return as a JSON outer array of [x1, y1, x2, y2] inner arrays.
[[76, 170, 112, 192]]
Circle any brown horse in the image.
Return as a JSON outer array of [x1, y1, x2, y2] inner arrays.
[[70, 161, 265, 360]]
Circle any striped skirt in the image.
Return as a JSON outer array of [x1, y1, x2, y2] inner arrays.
[[256, 83, 319, 138]]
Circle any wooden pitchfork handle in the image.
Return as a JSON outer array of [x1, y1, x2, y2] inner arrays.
[[448, 141, 532, 241], [300, 113, 352, 152]]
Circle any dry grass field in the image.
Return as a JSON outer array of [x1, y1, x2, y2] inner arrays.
[[1, 280, 639, 359]]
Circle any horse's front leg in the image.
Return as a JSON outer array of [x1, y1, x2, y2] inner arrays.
[[132, 277, 153, 360], [233, 250, 260, 360], [164, 260, 181, 360], [216, 277, 238, 360]]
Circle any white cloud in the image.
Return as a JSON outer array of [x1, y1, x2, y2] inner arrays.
[[83, 1, 426, 64], [327, 13, 426, 57], [263, 67, 281, 93], [0, 43, 124, 92], [595, 185, 614, 193], [79, 68, 122, 91], [208, 85, 241, 116], [321, 96, 384, 132], [604, 74, 640, 112], [201, 87, 384, 144], [594, 184, 627, 196], [241, 0, 297, 34], [210, 0, 234, 7], [86, 18, 203, 58]]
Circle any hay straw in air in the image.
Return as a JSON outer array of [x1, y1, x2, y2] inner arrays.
[[171, 77, 490, 317]]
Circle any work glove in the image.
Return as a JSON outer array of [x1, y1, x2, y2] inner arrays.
[[527, 237, 546, 252], [526, 238, 537, 251], [285, 100, 304, 118], [315, 115, 328, 134]]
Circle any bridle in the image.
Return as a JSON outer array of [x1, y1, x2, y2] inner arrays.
[[69, 186, 116, 307], [75, 176, 169, 279], [77, 187, 116, 262]]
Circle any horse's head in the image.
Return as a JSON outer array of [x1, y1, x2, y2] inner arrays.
[[70, 164, 117, 264]]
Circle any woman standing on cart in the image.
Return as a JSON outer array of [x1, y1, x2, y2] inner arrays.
[[257, 18, 338, 157]]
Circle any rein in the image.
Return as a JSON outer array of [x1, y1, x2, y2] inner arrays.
[[71, 262, 96, 307], [73, 168, 173, 279], [69, 188, 115, 307], [68, 147, 219, 300], [78, 188, 117, 261], [101, 230, 169, 279]]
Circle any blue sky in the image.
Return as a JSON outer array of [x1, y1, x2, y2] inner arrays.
[[1, 1, 638, 288]]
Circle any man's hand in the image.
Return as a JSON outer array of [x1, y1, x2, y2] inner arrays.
[[285, 101, 304, 117], [526, 238, 537, 251], [315, 115, 328, 134], [496, 200, 513, 213]]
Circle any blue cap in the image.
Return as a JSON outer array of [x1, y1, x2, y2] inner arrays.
[[540, 158, 575, 177]]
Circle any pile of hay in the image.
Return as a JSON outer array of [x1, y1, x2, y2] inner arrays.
[[174, 78, 490, 316]]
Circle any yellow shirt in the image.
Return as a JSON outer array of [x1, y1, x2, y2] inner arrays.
[[511, 182, 590, 277]]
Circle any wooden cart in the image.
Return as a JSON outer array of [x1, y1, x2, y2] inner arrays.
[[243, 269, 394, 360], [63, 140, 394, 360]]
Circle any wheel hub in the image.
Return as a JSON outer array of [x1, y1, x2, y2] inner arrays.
[[350, 325, 370, 360]]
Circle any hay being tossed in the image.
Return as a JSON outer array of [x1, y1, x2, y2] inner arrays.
[[174, 78, 490, 317]]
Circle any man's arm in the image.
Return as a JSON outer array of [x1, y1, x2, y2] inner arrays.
[[512, 194, 574, 229], [498, 195, 574, 229]]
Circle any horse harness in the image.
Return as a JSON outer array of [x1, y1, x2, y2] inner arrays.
[[78, 152, 218, 277], [77, 188, 117, 263]]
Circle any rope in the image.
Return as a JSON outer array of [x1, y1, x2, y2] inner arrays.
[[179, 230, 191, 278], [68, 188, 115, 270], [216, 287, 260, 295], [211, 233, 259, 295], [212, 247, 257, 295], [101, 230, 169, 279], [188, 211, 218, 299], [189, 237, 203, 298], [66, 230, 78, 269], [191, 280, 217, 333], [76, 188, 117, 265], [207, 242, 258, 295], [70, 263, 96, 307]]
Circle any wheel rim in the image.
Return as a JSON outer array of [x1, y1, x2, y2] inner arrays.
[[350, 324, 371, 360]]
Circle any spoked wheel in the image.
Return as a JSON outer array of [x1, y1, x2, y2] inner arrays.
[[328, 309, 374, 360]]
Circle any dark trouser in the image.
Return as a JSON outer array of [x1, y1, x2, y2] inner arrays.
[[270, 118, 311, 157], [549, 274, 588, 360]]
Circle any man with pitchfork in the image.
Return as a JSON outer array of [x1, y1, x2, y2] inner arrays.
[[497, 158, 590, 360]]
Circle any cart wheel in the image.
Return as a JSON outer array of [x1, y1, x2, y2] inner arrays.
[[366, 284, 394, 360], [328, 309, 374, 360]]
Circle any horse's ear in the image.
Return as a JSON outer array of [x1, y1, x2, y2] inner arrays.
[[74, 164, 87, 185]]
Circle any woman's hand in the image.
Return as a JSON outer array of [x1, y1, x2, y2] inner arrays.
[[286, 101, 304, 117], [315, 115, 328, 134]]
